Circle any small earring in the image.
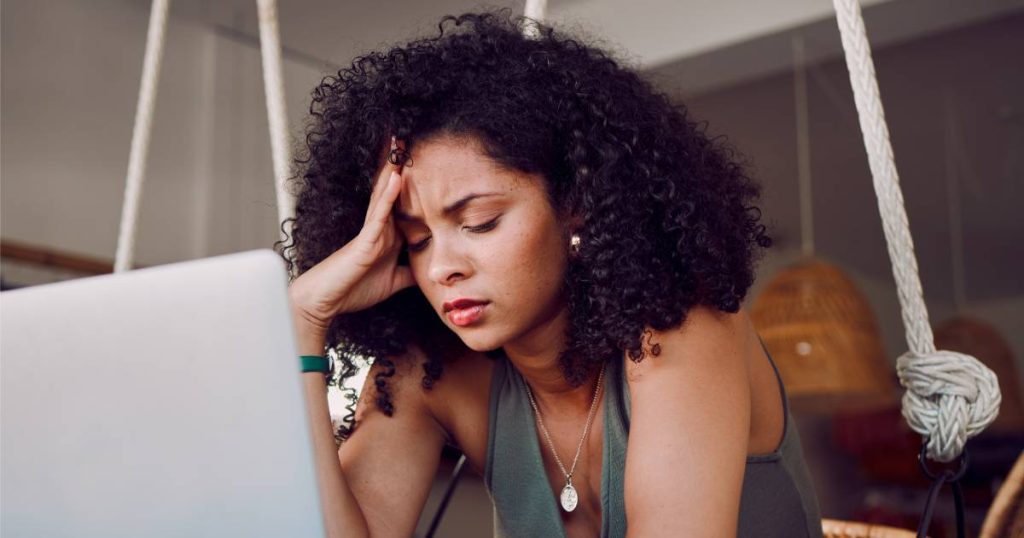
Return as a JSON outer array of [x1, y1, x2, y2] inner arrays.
[[569, 233, 581, 254]]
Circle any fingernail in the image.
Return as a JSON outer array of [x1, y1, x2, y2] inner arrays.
[[390, 136, 398, 151]]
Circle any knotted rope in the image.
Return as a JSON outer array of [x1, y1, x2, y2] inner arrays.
[[831, 0, 1000, 462]]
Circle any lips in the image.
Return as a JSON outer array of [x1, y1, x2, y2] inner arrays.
[[443, 298, 488, 313], [446, 302, 488, 327]]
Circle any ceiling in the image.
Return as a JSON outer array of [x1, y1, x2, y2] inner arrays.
[[146, 0, 1020, 82]]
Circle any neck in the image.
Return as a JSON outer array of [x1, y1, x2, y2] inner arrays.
[[502, 304, 604, 418]]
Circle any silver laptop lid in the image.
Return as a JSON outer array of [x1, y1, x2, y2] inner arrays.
[[1, 249, 325, 537]]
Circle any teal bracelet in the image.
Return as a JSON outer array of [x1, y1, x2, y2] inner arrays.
[[300, 355, 330, 374]]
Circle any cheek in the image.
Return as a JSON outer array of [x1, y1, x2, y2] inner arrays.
[[490, 222, 567, 301]]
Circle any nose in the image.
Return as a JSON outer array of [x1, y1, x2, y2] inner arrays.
[[426, 234, 472, 286]]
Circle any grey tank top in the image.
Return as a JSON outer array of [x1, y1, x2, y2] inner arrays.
[[482, 341, 824, 537]]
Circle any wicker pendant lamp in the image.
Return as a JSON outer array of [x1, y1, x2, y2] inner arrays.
[[751, 257, 897, 413], [750, 36, 895, 413]]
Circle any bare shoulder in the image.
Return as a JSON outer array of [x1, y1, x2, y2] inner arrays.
[[621, 305, 760, 535], [623, 304, 756, 385]]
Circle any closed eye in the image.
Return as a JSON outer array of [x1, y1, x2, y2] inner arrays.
[[406, 217, 501, 253], [467, 217, 500, 233]]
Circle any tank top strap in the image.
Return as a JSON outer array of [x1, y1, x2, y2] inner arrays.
[[758, 336, 792, 422], [603, 355, 630, 537], [748, 336, 798, 462], [484, 353, 567, 537], [484, 353, 635, 537]]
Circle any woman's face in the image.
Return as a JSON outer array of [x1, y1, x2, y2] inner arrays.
[[393, 134, 570, 352]]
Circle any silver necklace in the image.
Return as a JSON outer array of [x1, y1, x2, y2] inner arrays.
[[523, 363, 606, 513]]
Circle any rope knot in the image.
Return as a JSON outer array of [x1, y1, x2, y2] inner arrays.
[[895, 349, 1001, 462]]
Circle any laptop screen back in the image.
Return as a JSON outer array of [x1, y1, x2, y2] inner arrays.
[[1, 249, 325, 537]]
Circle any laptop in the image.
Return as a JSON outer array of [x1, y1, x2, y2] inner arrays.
[[1, 249, 326, 537]]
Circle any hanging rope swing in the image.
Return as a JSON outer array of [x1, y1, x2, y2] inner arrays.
[[829, 0, 1001, 533], [831, 0, 1000, 466], [114, 0, 294, 274]]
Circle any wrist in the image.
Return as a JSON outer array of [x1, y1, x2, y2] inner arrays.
[[293, 317, 328, 353]]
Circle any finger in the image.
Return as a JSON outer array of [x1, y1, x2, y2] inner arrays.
[[375, 169, 403, 224], [361, 169, 402, 243], [366, 142, 396, 213], [365, 137, 404, 224]]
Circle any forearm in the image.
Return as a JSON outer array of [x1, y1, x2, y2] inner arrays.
[[298, 329, 369, 538]]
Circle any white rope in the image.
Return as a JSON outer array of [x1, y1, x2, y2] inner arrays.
[[523, 0, 548, 38], [114, 0, 170, 273], [831, 0, 1000, 462], [256, 0, 295, 266]]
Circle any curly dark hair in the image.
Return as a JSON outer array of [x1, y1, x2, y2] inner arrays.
[[276, 9, 772, 444]]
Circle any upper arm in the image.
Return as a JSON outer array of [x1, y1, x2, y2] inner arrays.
[[337, 347, 447, 537], [623, 305, 753, 537]]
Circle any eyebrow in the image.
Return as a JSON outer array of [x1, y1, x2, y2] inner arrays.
[[394, 192, 504, 223]]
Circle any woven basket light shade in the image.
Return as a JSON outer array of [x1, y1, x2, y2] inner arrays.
[[751, 257, 897, 413]]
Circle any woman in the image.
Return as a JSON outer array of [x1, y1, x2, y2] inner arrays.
[[282, 10, 822, 538]]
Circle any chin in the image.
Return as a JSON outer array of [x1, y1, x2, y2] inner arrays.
[[451, 330, 507, 354], [458, 337, 502, 353]]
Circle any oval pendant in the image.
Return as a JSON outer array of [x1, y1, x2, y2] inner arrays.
[[560, 483, 579, 512]]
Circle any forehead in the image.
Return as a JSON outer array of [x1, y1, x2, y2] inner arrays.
[[394, 136, 524, 218]]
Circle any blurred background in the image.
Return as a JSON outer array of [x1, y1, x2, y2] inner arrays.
[[2, 0, 1022, 536]]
